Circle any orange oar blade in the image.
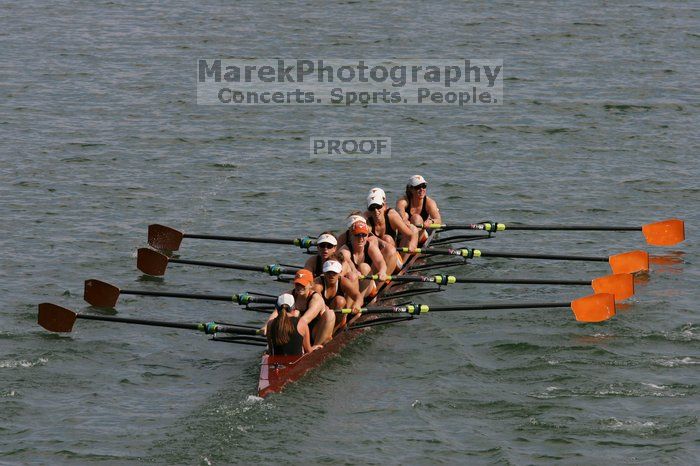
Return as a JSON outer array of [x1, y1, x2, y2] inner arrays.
[[137, 248, 169, 276], [608, 250, 649, 274], [591, 273, 634, 302], [570, 293, 616, 323], [148, 224, 184, 251], [642, 218, 685, 246], [38, 303, 77, 332], [84, 279, 120, 308]]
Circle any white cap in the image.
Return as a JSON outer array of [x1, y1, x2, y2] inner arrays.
[[317, 233, 337, 246], [368, 187, 386, 199], [367, 188, 386, 208], [346, 214, 366, 228], [276, 293, 295, 310], [322, 260, 343, 274], [408, 175, 427, 187]]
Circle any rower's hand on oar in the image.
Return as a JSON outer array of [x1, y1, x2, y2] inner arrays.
[[351, 303, 362, 314], [378, 271, 388, 282]]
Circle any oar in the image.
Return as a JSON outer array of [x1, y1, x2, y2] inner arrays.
[[426, 218, 685, 246], [339, 293, 616, 323], [148, 224, 316, 251], [83, 279, 276, 308], [38, 303, 263, 338], [136, 248, 301, 277], [397, 246, 649, 274], [360, 272, 634, 302]]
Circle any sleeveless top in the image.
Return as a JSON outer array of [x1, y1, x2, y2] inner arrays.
[[314, 255, 323, 276], [407, 196, 429, 221], [321, 277, 345, 306], [269, 316, 303, 356], [368, 208, 398, 241], [347, 240, 372, 268]]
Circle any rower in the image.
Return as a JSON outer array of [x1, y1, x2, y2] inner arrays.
[[339, 221, 387, 298], [312, 259, 363, 327], [336, 212, 368, 248], [304, 231, 353, 278], [266, 293, 321, 356], [365, 187, 419, 262], [291, 269, 335, 345], [396, 175, 441, 242]]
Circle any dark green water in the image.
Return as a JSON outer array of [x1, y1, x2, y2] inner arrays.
[[1, 1, 698, 464]]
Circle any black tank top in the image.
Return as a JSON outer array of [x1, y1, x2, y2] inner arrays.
[[314, 255, 323, 276], [269, 316, 303, 356], [407, 196, 429, 221], [347, 240, 372, 268], [368, 208, 398, 241], [321, 277, 345, 306]]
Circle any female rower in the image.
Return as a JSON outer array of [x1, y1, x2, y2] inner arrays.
[[312, 259, 363, 327], [340, 208, 400, 275], [365, 187, 419, 262], [292, 269, 336, 345], [266, 293, 321, 356], [339, 221, 387, 298], [305, 231, 355, 279], [396, 175, 441, 242]]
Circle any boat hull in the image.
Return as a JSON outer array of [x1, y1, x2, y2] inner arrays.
[[257, 232, 435, 397]]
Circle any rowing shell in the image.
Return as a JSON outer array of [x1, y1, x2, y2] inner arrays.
[[257, 230, 437, 397]]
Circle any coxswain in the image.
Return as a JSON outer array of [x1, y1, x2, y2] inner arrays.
[[312, 259, 363, 327], [339, 221, 387, 298], [365, 187, 419, 262], [266, 293, 321, 356], [396, 175, 441, 242], [291, 269, 335, 345]]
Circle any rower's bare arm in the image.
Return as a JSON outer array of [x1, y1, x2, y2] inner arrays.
[[303, 256, 315, 271], [342, 277, 364, 311], [396, 198, 409, 220], [298, 320, 314, 353], [390, 210, 415, 237], [369, 243, 388, 278], [427, 199, 441, 224], [299, 294, 324, 325]]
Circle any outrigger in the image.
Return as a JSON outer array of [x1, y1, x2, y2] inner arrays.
[[37, 216, 685, 397]]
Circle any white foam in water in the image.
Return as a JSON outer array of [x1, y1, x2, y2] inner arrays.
[[245, 395, 264, 404], [654, 356, 698, 367], [604, 418, 658, 431], [0, 357, 48, 369]]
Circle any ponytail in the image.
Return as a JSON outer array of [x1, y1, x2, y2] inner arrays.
[[269, 306, 295, 346]]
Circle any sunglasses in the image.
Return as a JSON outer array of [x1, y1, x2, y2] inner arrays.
[[414, 184, 427, 190], [355, 234, 368, 238], [368, 204, 383, 211], [318, 243, 335, 249]]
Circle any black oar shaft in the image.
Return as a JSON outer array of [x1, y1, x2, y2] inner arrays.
[[76, 314, 259, 335], [478, 251, 608, 262], [121, 289, 235, 302], [183, 233, 298, 245], [451, 277, 590, 286], [170, 258, 266, 273], [379, 275, 590, 286], [505, 225, 641, 231], [425, 302, 570, 311]]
